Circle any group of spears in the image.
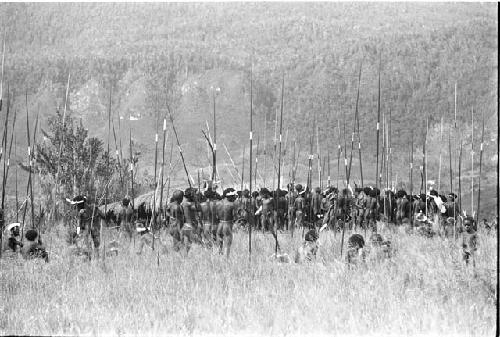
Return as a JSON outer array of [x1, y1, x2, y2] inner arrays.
[[38, 176, 493, 268]]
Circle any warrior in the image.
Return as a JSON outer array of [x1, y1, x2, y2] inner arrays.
[[286, 183, 297, 232], [2, 223, 23, 254], [200, 189, 218, 247], [216, 188, 238, 257], [320, 191, 337, 233], [311, 187, 323, 225], [365, 188, 379, 231], [166, 190, 184, 252], [443, 193, 460, 219], [257, 188, 274, 232], [292, 185, 305, 237], [22, 229, 49, 262], [117, 197, 135, 240], [395, 190, 411, 226], [180, 187, 200, 254], [250, 191, 261, 231], [295, 228, 319, 263], [67, 195, 106, 256], [346, 233, 366, 266], [275, 189, 288, 231], [337, 188, 353, 230], [461, 216, 478, 267]]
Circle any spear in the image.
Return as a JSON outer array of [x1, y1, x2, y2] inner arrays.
[[15, 134, 18, 222], [165, 139, 174, 204], [316, 115, 321, 189], [129, 128, 135, 209], [1, 86, 11, 210], [375, 52, 382, 189], [448, 129, 454, 218], [470, 107, 474, 217], [212, 89, 217, 181], [240, 145, 245, 195], [254, 135, 259, 189], [337, 119, 341, 189], [0, 29, 5, 112], [348, 61, 363, 185], [272, 106, 278, 190], [249, 63, 254, 259], [159, 118, 167, 231], [2, 100, 17, 210], [275, 73, 285, 255], [424, 117, 428, 216], [263, 112, 268, 187], [327, 150, 331, 187], [437, 112, 444, 192], [26, 92, 36, 229], [105, 84, 112, 219], [476, 109, 485, 222], [409, 129, 414, 223], [111, 121, 123, 186], [458, 140, 463, 239], [151, 109, 160, 248], [343, 108, 349, 187], [223, 143, 241, 180], [167, 104, 192, 187]]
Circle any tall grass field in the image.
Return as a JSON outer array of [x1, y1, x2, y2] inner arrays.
[[1, 223, 497, 336]]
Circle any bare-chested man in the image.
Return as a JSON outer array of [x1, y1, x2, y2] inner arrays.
[[166, 190, 184, 252], [200, 189, 218, 247], [180, 187, 200, 255], [293, 185, 306, 237], [216, 188, 237, 257], [117, 197, 135, 241], [258, 188, 275, 232]]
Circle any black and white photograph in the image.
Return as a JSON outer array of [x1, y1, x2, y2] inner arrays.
[[0, 2, 497, 336]]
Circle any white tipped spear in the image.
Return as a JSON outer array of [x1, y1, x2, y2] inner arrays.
[[375, 52, 382, 190], [438, 111, 444, 192], [470, 107, 474, 217], [476, 109, 485, 222], [0, 30, 5, 112], [249, 62, 254, 259], [151, 108, 160, 249]]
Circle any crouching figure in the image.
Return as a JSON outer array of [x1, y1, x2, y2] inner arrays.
[[346, 233, 365, 266], [295, 229, 319, 263]]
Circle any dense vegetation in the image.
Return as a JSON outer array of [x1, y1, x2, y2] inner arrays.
[[0, 3, 497, 210]]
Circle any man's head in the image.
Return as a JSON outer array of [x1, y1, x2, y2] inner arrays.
[[6, 223, 20, 236], [122, 197, 130, 207], [71, 195, 87, 210], [260, 188, 270, 198], [463, 216, 476, 233], [204, 189, 216, 201], [447, 193, 457, 201], [172, 190, 184, 204], [243, 189, 250, 198], [223, 188, 237, 202], [295, 184, 303, 193], [25, 229, 39, 242]]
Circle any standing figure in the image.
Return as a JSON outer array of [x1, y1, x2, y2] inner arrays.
[[180, 187, 200, 255], [286, 183, 297, 232], [166, 190, 184, 252], [293, 186, 306, 237], [117, 197, 135, 241], [216, 188, 237, 257], [461, 216, 478, 267], [295, 228, 319, 263], [258, 188, 274, 232], [200, 189, 218, 247]]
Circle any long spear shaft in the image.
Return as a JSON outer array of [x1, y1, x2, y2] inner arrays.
[[470, 107, 474, 216], [337, 119, 341, 189], [1, 87, 10, 208], [437, 113, 444, 191], [15, 134, 18, 222], [2, 103, 16, 210], [26, 92, 36, 229], [0, 30, 5, 111], [343, 109, 348, 186], [105, 85, 111, 217], [249, 63, 253, 259], [129, 128, 135, 208], [276, 74, 285, 255], [151, 110, 160, 247], [167, 106, 192, 187], [159, 118, 167, 228], [375, 53, 381, 189], [458, 140, 463, 213], [410, 129, 414, 221], [327, 151, 331, 187], [263, 112, 267, 187], [476, 110, 485, 222], [212, 92, 217, 181]]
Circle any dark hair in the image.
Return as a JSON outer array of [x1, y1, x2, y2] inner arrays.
[[25, 229, 39, 241]]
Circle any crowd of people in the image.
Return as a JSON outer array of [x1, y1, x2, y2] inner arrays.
[[1, 180, 496, 266]]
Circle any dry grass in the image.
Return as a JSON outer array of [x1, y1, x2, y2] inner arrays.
[[0, 223, 497, 336]]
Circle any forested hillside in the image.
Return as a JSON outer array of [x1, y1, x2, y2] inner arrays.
[[0, 3, 497, 206]]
